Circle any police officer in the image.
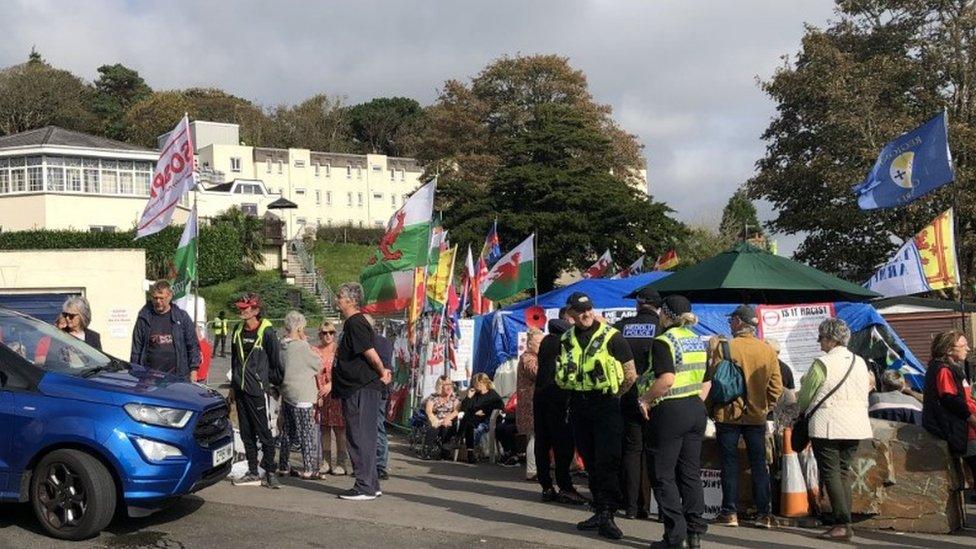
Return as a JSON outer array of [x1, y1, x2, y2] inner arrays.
[[211, 310, 228, 358], [555, 292, 637, 540], [637, 295, 708, 549], [613, 287, 662, 520]]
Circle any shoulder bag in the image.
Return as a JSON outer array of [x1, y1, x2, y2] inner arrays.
[[791, 353, 856, 451]]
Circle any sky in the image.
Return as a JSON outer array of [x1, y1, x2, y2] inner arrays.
[[0, 0, 838, 254]]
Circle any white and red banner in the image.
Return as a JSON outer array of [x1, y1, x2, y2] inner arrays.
[[136, 116, 196, 239], [757, 303, 835, 376], [583, 249, 614, 279]]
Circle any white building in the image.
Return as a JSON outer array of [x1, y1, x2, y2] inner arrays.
[[0, 126, 188, 232]]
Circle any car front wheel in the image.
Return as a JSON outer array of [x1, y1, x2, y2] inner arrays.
[[30, 449, 117, 540]]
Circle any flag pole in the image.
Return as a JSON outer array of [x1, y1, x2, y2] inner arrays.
[[533, 232, 538, 306], [440, 245, 459, 378]]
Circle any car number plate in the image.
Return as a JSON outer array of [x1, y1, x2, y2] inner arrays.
[[212, 443, 233, 467]]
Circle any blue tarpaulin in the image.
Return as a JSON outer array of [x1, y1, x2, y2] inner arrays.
[[473, 273, 925, 388]]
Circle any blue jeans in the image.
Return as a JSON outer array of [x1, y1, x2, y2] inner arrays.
[[376, 393, 389, 474], [715, 423, 770, 515]]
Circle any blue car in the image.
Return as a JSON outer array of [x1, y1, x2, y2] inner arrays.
[[0, 307, 232, 540]]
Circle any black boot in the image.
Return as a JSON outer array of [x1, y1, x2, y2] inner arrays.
[[598, 511, 623, 540], [650, 540, 688, 549], [687, 532, 701, 549], [576, 512, 602, 530]]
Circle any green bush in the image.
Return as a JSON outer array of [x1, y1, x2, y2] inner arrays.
[[0, 223, 247, 286], [315, 224, 384, 245], [214, 273, 322, 320]]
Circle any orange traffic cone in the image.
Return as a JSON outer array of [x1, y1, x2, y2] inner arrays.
[[780, 427, 810, 517]]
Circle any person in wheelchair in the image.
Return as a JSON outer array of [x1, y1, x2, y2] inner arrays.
[[423, 375, 461, 459]]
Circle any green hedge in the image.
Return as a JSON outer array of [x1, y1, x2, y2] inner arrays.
[[315, 225, 384, 245], [0, 224, 245, 286], [212, 273, 322, 320]]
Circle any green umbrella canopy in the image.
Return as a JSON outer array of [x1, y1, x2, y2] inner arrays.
[[628, 242, 881, 304]]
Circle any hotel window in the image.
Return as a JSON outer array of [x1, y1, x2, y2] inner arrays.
[[358, 220, 364, 228], [65, 169, 80, 193], [295, 188, 306, 196], [326, 191, 332, 205], [314, 163, 320, 177], [372, 165, 382, 173], [373, 192, 383, 200], [119, 172, 133, 194], [241, 203, 258, 216], [277, 160, 283, 174], [89, 225, 116, 233], [315, 190, 321, 204], [47, 167, 65, 191], [136, 172, 151, 195], [391, 194, 396, 207], [266, 160, 272, 173], [230, 157, 242, 173], [399, 170, 405, 181], [0, 170, 8, 193], [83, 169, 99, 194], [346, 166, 352, 179], [347, 192, 353, 206], [325, 163, 331, 176], [28, 167, 43, 191], [297, 217, 307, 225], [294, 160, 305, 168], [357, 192, 363, 207], [101, 171, 117, 194], [390, 169, 395, 181], [10, 169, 24, 192], [356, 167, 362, 179]]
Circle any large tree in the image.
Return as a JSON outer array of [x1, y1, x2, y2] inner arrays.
[[419, 55, 678, 290], [264, 94, 353, 152], [347, 97, 425, 156], [0, 51, 97, 136], [90, 63, 152, 140], [749, 1, 975, 290], [123, 88, 269, 148], [719, 188, 762, 241]]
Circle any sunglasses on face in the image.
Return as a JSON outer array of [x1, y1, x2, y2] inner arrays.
[[61, 312, 78, 320], [320, 330, 336, 336]]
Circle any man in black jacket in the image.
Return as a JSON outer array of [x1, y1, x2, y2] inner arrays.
[[614, 288, 662, 520], [130, 280, 200, 381], [534, 307, 586, 505], [229, 293, 283, 489]]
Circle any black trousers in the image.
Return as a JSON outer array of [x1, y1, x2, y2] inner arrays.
[[212, 335, 226, 357], [646, 397, 708, 546], [533, 394, 575, 492], [622, 415, 652, 515], [570, 391, 623, 512], [460, 416, 488, 451], [342, 388, 381, 495], [234, 388, 276, 475], [424, 423, 458, 454]]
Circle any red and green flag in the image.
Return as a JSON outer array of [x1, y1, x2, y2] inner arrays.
[[481, 234, 535, 301], [361, 181, 436, 313]]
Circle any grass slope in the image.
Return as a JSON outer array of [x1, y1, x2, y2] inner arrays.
[[313, 242, 374, 290]]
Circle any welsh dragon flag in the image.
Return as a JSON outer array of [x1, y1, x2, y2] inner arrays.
[[170, 205, 197, 300], [482, 234, 535, 301], [361, 181, 436, 313]]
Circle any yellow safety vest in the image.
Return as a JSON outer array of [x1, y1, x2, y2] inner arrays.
[[233, 319, 273, 390], [636, 326, 707, 406], [212, 318, 228, 336], [555, 323, 625, 394]]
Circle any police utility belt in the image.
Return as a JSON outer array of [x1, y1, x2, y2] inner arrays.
[[635, 327, 707, 408], [554, 323, 625, 394]]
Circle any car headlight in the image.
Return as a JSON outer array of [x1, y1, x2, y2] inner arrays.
[[133, 437, 183, 461], [124, 403, 193, 429]]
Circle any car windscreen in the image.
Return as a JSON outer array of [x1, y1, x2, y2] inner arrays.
[[0, 311, 112, 375]]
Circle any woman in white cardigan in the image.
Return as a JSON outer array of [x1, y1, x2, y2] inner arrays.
[[796, 318, 872, 541]]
